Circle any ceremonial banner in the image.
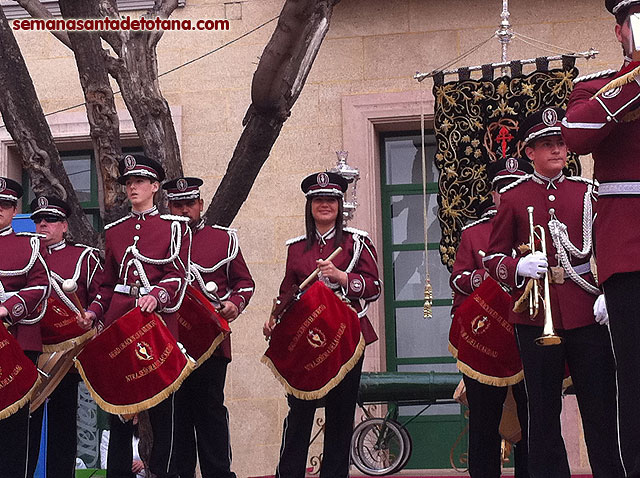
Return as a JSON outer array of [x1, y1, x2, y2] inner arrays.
[[451, 277, 523, 386], [75, 308, 196, 414], [0, 324, 40, 419], [177, 285, 231, 366], [432, 59, 581, 270], [40, 296, 95, 352], [262, 281, 364, 400]]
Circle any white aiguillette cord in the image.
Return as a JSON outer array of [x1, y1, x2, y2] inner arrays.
[[421, 82, 433, 319]]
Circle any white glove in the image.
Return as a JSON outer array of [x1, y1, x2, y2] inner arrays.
[[516, 251, 548, 279], [593, 294, 609, 326]]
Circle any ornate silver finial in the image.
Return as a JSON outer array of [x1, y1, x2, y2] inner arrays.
[[330, 151, 360, 224], [496, 0, 514, 74]]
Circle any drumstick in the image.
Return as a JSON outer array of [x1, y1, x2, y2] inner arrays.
[[62, 279, 87, 319], [299, 246, 343, 290], [205, 281, 223, 310]]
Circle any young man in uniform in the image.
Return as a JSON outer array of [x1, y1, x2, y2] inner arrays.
[[163, 177, 255, 478], [26, 196, 103, 478], [85, 154, 191, 478], [561, 2, 640, 475], [449, 157, 532, 478], [0, 177, 50, 478], [483, 108, 623, 478]]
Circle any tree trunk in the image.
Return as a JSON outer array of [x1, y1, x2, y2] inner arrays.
[[205, 0, 340, 226], [0, 6, 99, 245], [58, 0, 129, 225], [99, 0, 183, 181]]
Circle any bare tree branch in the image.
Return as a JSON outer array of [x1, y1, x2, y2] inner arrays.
[[0, 7, 99, 245], [13, 0, 71, 47], [205, 0, 341, 226]]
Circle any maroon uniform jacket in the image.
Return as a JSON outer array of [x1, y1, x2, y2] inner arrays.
[[483, 174, 600, 330], [43, 240, 103, 312], [279, 227, 381, 345], [88, 208, 191, 336], [0, 226, 50, 351], [562, 66, 640, 284], [189, 221, 255, 360], [450, 208, 495, 316]]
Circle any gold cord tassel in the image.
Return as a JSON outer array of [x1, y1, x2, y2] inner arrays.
[[594, 64, 640, 98], [424, 279, 433, 319]]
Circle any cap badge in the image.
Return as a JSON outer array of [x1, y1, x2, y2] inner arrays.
[[176, 178, 188, 192], [506, 158, 518, 173], [124, 155, 137, 171], [0, 178, 5, 191], [542, 108, 558, 127], [317, 172, 330, 188], [37, 196, 49, 208]]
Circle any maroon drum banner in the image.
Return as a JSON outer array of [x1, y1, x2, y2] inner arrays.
[[451, 277, 523, 386], [75, 308, 196, 414], [0, 324, 40, 419], [177, 285, 231, 366], [262, 281, 364, 400], [41, 296, 95, 352]]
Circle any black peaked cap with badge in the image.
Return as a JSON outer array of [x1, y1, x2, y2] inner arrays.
[[606, 0, 640, 14], [117, 153, 166, 185], [487, 157, 534, 191], [162, 177, 204, 201], [518, 106, 565, 147], [30, 196, 71, 219], [301, 172, 349, 198], [0, 177, 23, 203]]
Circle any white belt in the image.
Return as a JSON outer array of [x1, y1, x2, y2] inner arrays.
[[114, 284, 150, 297], [598, 181, 640, 196]]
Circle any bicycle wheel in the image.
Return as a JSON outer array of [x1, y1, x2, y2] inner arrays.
[[350, 418, 409, 476]]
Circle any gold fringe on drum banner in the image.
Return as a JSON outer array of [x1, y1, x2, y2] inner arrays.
[[0, 377, 40, 420], [261, 335, 365, 401], [192, 331, 226, 368], [456, 360, 524, 387], [42, 328, 96, 353], [75, 358, 195, 415]]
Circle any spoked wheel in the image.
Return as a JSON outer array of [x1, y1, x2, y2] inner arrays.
[[350, 418, 412, 476]]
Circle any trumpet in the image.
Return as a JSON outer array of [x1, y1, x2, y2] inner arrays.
[[527, 206, 562, 346]]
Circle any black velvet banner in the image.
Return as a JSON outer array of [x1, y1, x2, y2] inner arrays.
[[432, 61, 581, 271]]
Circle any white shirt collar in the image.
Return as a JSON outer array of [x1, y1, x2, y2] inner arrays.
[[316, 227, 336, 245], [131, 205, 158, 220], [0, 225, 13, 236], [532, 171, 564, 190]]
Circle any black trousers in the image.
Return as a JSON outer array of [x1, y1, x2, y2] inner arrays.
[[275, 357, 363, 478], [26, 372, 80, 478], [107, 393, 181, 478], [175, 356, 235, 478], [0, 351, 41, 478], [515, 323, 623, 478], [463, 376, 529, 478], [604, 271, 640, 478]]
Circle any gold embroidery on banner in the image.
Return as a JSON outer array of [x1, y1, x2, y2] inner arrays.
[[109, 319, 157, 359], [304, 322, 347, 371], [287, 304, 326, 352]]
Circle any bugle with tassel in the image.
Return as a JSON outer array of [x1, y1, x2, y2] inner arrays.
[[526, 206, 562, 346]]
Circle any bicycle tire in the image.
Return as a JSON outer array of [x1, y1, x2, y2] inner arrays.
[[350, 418, 409, 476]]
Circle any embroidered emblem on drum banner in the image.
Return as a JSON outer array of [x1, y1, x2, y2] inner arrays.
[[350, 278, 363, 293], [542, 108, 558, 126], [307, 328, 326, 348], [37, 196, 49, 208], [51, 304, 70, 317], [124, 155, 137, 171], [497, 263, 508, 281], [471, 315, 490, 335], [602, 86, 622, 99], [316, 172, 330, 188], [176, 178, 188, 192], [0, 178, 5, 191], [135, 341, 154, 361], [12, 303, 25, 318]]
